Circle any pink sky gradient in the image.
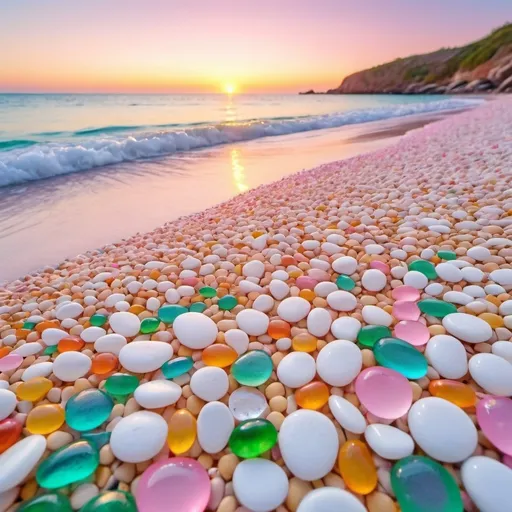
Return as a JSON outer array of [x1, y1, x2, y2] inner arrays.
[[1, 0, 510, 93]]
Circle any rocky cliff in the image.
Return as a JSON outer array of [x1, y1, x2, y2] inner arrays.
[[327, 23, 512, 94]]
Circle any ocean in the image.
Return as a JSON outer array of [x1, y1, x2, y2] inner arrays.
[[0, 93, 481, 188]]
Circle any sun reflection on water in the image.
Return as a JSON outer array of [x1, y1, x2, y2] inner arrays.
[[231, 148, 249, 193]]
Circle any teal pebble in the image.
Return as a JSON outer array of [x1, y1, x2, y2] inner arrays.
[[189, 302, 207, 313], [157, 305, 187, 324], [161, 357, 194, 379], [231, 350, 273, 386], [218, 295, 238, 310], [81, 431, 112, 450], [336, 275, 355, 291], [200, 286, 217, 298], [374, 337, 428, 379], [65, 389, 114, 432]]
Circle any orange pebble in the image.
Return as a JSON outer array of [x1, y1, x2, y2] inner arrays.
[[58, 336, 85, 353], [295, 382, 329, 410], [299, 289, 316, 302], [268, 320, 291, 340], [91, 353, 118, 375], [0, 347, 12, 359], [338, 440, 378, 495], [149, 269, 160, 280], [478, 312, 504, 329], [288, 270, 303, 279], [202, 344, 238, 368], [129, 305, 145, 315], [35, 321, 59, 333], [428, 380, 477, 408], [281, 255, 296, 266], [292, 333, 317, 353]]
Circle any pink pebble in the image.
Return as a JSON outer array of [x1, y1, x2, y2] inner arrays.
[[0, 354, 23, 372], [476, 397, 512, 456], [136, 457, 210, 512], [181, 277, 199, 287], [296, 276, 318, 290], [392, 301, 421, 321], [370, 260, 390, 274], [391, 285, 420, 302], [355, 367, 413, 420], [394, 320, 430, 346], [503, 455, 512, 469], [307, 269, 330, 282]]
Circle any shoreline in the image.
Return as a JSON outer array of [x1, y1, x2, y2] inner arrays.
[[0, 105, 476, 284], [0, 97, 511, 511]]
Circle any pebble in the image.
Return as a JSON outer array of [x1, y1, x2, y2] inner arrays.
[[477, 396, 512, 455], [197, 401, 234, 454], [119, 341, 173, 373], [362, 305, 393, 327], [65, 388, 114, 431], [316, 340, 362, 386], [232, 350, 273, 386], [330, 317, 361, 341], [469, 353, 512, 396], [331, 256, 357, 275], [277, 352, 316, 388], [297, 488, 366, 512], [173, 312, 218, 348], [94, 333, 127, 355], [326, 290, 357, 311], [443, 313, 493, 343], [225, 329, 250, 355], [277, 297, 311, 322], [190, 366, 229, 401], [306, 308, 332, 337], [236, 310, 270, 336], [53, 351, 92, 382], [492, 340, 512, 363], [0, 390, 17, 421], [228, 387, 269, 421], [134, 380, 182, 408], [362, 269, 387, 292], [328, 395, 366, 434], [338, 439, 377, 494], [435, 263, 463, 282], [365, 424, 414, 460], [424, 334, 468, 379], [108, 312, 141, 337]]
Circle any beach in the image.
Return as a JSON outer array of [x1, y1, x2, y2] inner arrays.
[[0, 97, 512, 511]]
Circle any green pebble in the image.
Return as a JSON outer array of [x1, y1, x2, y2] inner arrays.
[[79, 491, 137, 512], [231, 350, 273, 387], [18, 493, 73, 512], [391, 456, 463, 512], [218, 295, 238, 310], [65, 389, 114, 432], [408, 260, 437, 279], [89, 314, 107, 327], [229, 418, 278, 458], [374, 338, 428, 379], [336, 275, 355, 291], [81, 431, 111, 450], [357, 325, 391, 348], [157, 304, 187, 324], [437, 251, 456, 261], [200, 286, 217, 298], [189, 302, 207, 313], [161, 357, 194, 379], [418, 299, 457, 318], [23, 321, 36, 330], [104, 374, 139, 396], [44, 346, 58, 356], [140, 317, 160, 334], [36, 441, 99, 489]]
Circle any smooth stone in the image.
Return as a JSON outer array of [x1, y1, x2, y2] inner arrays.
[[461, 456, 512, 512], [425, 283, 444, 296], [190, 367, 229, 401], [53, 352, 92, 382], [197, 401, 234, 453], [229, 419, 277, 458], [438, 250, 456, 260], [461, 266, 485, 283], [157, 304, 187, 324], [236, 309, 270, 336], [408, 260, 437, 279], [218, 295, 238, 311], [355, 367, 412, 420], [233, 459, 288, 512], [328, 395, 366, 434], [417, 299, 457, 318], [392, 285, 421, 302], [0, 390, 16, 421], [41, 328, 69, 346], [17, 493, 73, 512], [365, 424, 414, 460], [330, 317, 361, 341], [94, 334, 127, 356], [89, 314, 108, 327], [442, 313, 492, 343], [393, 301, 421, 321], [167, 409, 196, 455], [0, 354, 22, 372], [403, 271, 429, 289], [12, 342, 43, 357], [297, 488, 366, 512], [189, 302, 207, 313], [394, 320, 430, 346], [277, 297, 311, 322], [109, 312, 141, 337], [110, 411, 168, 463], [331, 256, 357, 275], [104, 374, 139, 396], [56, 302, 84, 320], [225, 329, 250, 355], [228, 387, 269, 422], [307, 308, 332, 337], [172, 312, 218, 348], [160, 357, 194, 379], [243, 260, 265, 278], [374, 337, 428, 379], [428, 379, 477, 408], [199, 286, 217, 298], [490, 269, 512, 286], [338, 439, 377, 495], [80, 491, 136, 512], [119, 341, 173, 373], [370, 260, 390, 274], [425, 334, 468, 379], [469, 353, 512, 396], [477, 396, 512, 455], [392, 455, 463, 512], [408, 397, 477, 463], [136, 457, 210, 512], [134, 380, 182, 409], [361, 269, 387, 292], [326, 291, 357, 312], [316, 340, 362, 386], [443, 291, 473, 305], [279, 410, 339, 481], [0, 419, 22, 454], [492, 341, 512, 363], [252, 294, 274, 313], [335, 274, 355, 291], [81, 431, 111, 450], [65, 389, 114, 431], [0, 435, 46, 493], [435, 263, 463, 283], [362, 305, 393, 326], [232, 350, 273, 387], [467, 246, 492, 261], [80, 327, 106, 343], [357, 325, 391, 348], [140, 317, 160, 334], [202, 344, 239, 367]]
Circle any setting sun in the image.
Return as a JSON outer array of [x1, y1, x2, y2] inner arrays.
[[224, 83, 236, 95]]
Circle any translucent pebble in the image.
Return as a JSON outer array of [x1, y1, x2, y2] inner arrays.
[[228, 418, 277, 458], [202, 344, 238, 367], [357, 325, 391, 348], [295, 381, 329, 410], [17, 493, 73, 512], [65, 389, 114, 432], [428, 380, 476, 408], [167, 409, 197, 455], [476, 396, 512, 455], [104, 374, 139, 396], [292, 333, 317, 353], [393, 301, 421, 321], [91, 353, 118, 375], [374, 337, 428, 379], [408, 260, 437, 279], [228, 387, 269, 422], [0, 418, 22, 454], [418, 299, 457, 318], [160, 357, 194, 379], [16, 377, 53, 402], [232, 351, 273, 386], [58, 335, 85, 353], [26, 405, 65, 435], [140, 317, 160, 334], [394, 320, 430, 346], [338, 440, 377, 495], [157, 305, 187, 324], [79, 491, 136, 512], [392, 285, 420, 301]]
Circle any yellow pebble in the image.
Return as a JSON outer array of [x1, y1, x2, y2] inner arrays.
[[167, 409, 197, 455], [26, 404, 65, 435], [478, 312, 504, 329], [16, 377, 53, 402], [338, 440, 377, 495], [292, 333, 317, 353]]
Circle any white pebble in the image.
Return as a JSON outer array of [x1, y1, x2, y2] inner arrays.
[[0, 390, 17, 421], [362, 305, 393, 327], [236, 309, 269, 336], [297, 488, 366, 512], [331, 256, 357, 275], [243, 260, 265, 278], [109, 312, 141, 337], [361, 269, 387, 292], [277, 352, 316, 388], [53, 352, 92, 382], [425, 335, 468, 379], [306, 308, 332, 337], [277, 297, 311, 322], [190, 367, 229, 401], [197, 401, 234, 454], [442, 313, 492, 343], [94, 334, 127, 355], [225, 329, 249, 355], [328, 395, 366, 434], [173, 312, 218, 349], [326, 291, 357, 312], [316, 340, 362, 386], [403, 271, 428, 289], [119, 341, 173, 373], [365, 424, 414, 460], [134, 380, 182, 408], [469, 353, 512, 396], [330, 317, 361, 341]]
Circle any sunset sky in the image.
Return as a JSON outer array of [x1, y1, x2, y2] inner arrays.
[[1, 0, 510, 93]]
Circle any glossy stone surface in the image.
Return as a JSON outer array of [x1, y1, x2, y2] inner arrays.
[[408, 260, 437, 279], [418, 299, 457, 318], [357, 325, 391, 348], [438, 251, 457, 261], [231, 350, 273, 386], [374, 337, 428, 379], [336, 275, 356, 291], [16, 377, 53, 402], [268, 319, 291, 340], [295, 381, 329, 410], [140, 317, 160, 334], [157, 305, 187, 324], [391, 455, 463, 512], [0, 354, 22, 372], [167, 409, 197, 455], [218, 295, 238, 310], [0, 418, 22, 454], [392, 286, 421, 302], [338, 440, 377, 495], [229, 419, 278, 458], [80, 491, 136, 512], [136, 458, 210, 512], [18, 493, 73, 512], [393, 301, 421, 321], [202, 344, 238, 367], [189, 302, 207, 313], [26, 405, 65, 435], [36, 440, 99, 489], [292, 333, 317, 353], [58, 336, 85, 353], [161, 357, 194, 379], [90, 314, 108, 327], [104, 374, 139, 396], [91, 353, 118, 375], [476, 396, 512, 455], [65, 389, 114, 431], [228, 387, 269, 422], [199, 286, 217, 298], [394, 320, 430, 346], [428, 380, 476, 408], [81, 431, 111, 450]]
